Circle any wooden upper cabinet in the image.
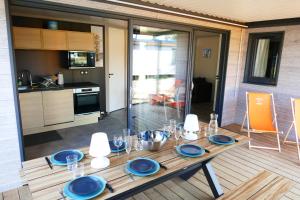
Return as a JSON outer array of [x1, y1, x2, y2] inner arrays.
[[42, 29, 67, 50], [67, 31, 95, 51], [13, 27, 42, 49], [13, 27, 95, 51]]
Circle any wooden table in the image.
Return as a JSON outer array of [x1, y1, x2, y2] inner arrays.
[[21, 125, 249, 200], [0, 185, 32, 200]]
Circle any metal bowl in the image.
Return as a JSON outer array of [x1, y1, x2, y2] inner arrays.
[[140, 130, 168, 151]]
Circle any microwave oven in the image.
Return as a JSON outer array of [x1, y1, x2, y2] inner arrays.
[[68, 51, 96, 69]]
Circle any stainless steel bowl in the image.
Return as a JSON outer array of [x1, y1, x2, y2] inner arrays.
[[140, 130, 167, 151]]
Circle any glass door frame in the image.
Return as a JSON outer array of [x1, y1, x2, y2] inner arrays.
[[191, 28, 230, 125], [127, 19, 194, 130]]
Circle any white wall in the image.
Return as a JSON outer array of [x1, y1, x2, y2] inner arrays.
[[194, 35, 221, 101], [235, 25, 300, 139], [0, 0, 22, 192]]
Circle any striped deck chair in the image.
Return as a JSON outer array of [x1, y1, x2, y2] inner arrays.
[[283, 98, 300, 160], [241, 92, 281, 151]]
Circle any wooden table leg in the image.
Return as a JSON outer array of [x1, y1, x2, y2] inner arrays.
[[203, 162, 224, 198]]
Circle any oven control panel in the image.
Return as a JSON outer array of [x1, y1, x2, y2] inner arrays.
[[73, 87, 100, 94]]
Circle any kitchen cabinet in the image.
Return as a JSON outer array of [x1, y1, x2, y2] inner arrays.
[[13, 27, 95, 51], [42, 89, 74, 126], [19, 92, 44, 131], [13, 27, 42, 49], [67, 31, 95, 51], [42, 29, 67, 50]]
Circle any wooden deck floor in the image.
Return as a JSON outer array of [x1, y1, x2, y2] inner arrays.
[[125, 124, 300, 200]]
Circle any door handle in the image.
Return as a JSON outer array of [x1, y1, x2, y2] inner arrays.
[[109, 73, 114, 78]]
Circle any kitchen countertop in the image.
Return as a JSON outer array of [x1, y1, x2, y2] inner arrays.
[[18, 82, 100, 93]]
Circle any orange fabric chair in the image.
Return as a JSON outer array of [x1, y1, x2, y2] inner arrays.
[[283, 98, 300, 160], [241, 92, 281, 151]]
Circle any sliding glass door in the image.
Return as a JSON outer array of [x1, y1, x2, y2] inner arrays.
[[128, 21, 191, 133]]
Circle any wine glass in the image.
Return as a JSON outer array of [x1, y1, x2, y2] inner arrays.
[[113, 135, 123, 156], [169, 119, 177, 137], [125, 136, 133, 161], [174, 126, 182, 147], [177, 126, 184, 145]]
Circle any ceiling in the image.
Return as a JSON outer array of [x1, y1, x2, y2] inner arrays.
[[139, 0, 300, 22]]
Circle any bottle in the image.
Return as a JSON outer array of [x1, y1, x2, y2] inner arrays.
[[208, 113, 218, 136], [17, 76, 22, 86], [57, 72, 64, 86]]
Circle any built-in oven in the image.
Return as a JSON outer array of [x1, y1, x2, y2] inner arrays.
[[73, 87, 100, 115]]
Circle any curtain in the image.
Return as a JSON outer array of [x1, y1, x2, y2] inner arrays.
[[253, 39, 270, 77]]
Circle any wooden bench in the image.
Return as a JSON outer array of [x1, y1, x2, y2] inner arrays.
[[219, 170, 294, 200], [0, 185, 32, 200]]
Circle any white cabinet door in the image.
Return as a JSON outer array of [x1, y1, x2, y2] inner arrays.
[[106, 27, 126, 112], [42, 89, 74, 126], [19, 92, 44, 131]]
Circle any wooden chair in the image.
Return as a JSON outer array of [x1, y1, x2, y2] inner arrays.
[[283, 98, 300, 160], [241, 92, 281, 151], [219, 170, 294, 200]]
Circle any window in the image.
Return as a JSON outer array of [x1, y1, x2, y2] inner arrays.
[[244, 32, 284, 85]]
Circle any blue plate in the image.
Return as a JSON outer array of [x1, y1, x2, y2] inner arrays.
[[179, 144, 203, 155], [109, 141, 125, 153], [129, 158, 156, 173], [63, 176, 106, 200], [176, 144, 205, 158], [208, 135, 235, 145], [126, 158, 160, 176], [50, 149, 84, 165]]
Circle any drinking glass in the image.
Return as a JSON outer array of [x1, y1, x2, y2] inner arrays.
[[123, 128, 131, 137], [177, 126, 185, 145], [66, 154, 78, 171], [134, 132, 143, 151], [174, 127, 181, 147], [169, 119, 177, 137], [163, 124, 171, 137], [125, 136, 133, 160], [113, 135, 123, 156], [72, 163, 85, 179]]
